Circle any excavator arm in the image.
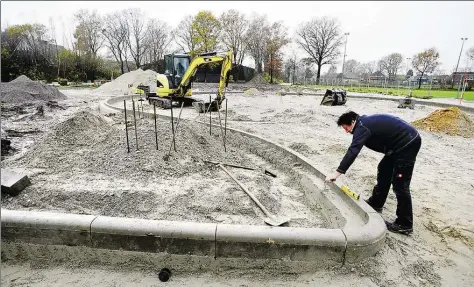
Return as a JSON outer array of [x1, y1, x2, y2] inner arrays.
[[176, 51, 233, 105]]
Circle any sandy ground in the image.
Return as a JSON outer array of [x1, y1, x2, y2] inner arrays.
[[2, 88, 474, 286], [1, 91, 324, 228]]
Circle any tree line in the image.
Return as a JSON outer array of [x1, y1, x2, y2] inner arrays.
[[2, 8, 474, 86]]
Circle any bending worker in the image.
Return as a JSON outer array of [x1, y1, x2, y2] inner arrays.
[[325, 111, 421, 235]]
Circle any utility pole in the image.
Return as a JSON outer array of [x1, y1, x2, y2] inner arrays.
[[341, 32, 350, 85], [453, 37, 468, 89]]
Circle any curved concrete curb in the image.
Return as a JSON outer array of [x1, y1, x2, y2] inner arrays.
[[101, 95, 387, 262], [1, 94, 387, 270]]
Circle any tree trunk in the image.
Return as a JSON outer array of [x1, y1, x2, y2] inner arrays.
[[270, 54, 273, 83], [316, 64, 322, 85], [418, 72, 424, 89]]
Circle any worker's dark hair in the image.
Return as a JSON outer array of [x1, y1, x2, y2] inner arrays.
[[337, 111, 359, 126]]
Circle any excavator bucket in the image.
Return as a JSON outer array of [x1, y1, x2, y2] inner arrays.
[[193, 99, 220, 113], [320, 89, 348, 106]]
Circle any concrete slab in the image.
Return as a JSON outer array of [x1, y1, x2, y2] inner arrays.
[[1, 169, 31, 196]]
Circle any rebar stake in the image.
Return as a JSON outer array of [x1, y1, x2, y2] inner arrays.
[[124, 100, 130, 153], [132, 99, 138, 150], [153, 102, 158, 150], [170, 99, 176, 152]]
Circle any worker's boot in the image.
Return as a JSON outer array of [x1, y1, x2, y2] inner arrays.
[[385, 220, 413, 235]]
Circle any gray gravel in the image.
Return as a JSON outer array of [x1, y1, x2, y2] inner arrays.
[[0, 75, 67, 104]]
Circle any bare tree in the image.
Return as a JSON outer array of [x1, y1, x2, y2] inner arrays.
[[295, 16, 343, 84], [74, 9, 104, 56], [265, 21, 290, 83], [378, 53, 403, 81], [122, 8, 149, 68], [174, 15, 196, 53], [327, 64, 337, 75], [357, 61, 377, 79], [412, 48, 440, 88], [467, 46, 474, 71], [344, 59, 359, 74], [144, 19, 172, 71], [219, 9, 248, 67], [102, 11, 129, 74], [246, 13, 270, 74], [467, 46, 474, 61]]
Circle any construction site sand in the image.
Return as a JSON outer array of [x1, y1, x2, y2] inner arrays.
[[2, 90, 474, 286], [92, 69, 157, 96], [1, 109, 325, 227]]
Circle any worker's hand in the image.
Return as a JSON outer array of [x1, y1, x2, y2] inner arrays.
[[325, 171, 342, 184]]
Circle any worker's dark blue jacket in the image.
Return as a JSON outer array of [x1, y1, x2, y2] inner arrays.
[[337, 114, 420, 174]]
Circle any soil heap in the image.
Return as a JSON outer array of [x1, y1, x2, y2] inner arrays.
[[0, 75, 67, 104], [412, 107, 474, 138], [14, 110, 253, 179], [93, 69, 157, 96], [247, 73, 268, 85]]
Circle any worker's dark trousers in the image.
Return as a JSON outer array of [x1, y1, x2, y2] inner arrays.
[[367, 136, 422, 228]]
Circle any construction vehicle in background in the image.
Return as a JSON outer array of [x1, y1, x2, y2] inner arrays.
[[137, 51, 232, 113], [320, 89, 348, 106]]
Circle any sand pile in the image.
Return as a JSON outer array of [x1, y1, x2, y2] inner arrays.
[[4, 110, 316, 226], [0, 75, 67, 104], [248, 73, 268, 85], [94, 69, 157, 96], [15, 110, 254, 179], [412, 107, 474, 138]]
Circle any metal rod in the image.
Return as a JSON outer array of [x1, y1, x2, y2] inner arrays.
[[136, 97, 140, 119], [209, 95, 212, 135], [154, 102, 158, 150], [216, 99, 226, 152], [124, 100, 130, 153], [170, 98, 176, 152], [167, 102, 184, 156], [141, 99, 144, 119], [224, 98, 228, 150], [132, 99, 138, 150]]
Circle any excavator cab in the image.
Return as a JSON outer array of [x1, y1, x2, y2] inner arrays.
[[164, 54, 191, 89]]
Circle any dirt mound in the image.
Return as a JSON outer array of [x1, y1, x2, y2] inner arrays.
[[248, 73, 268, 85], [0, 75, 67, 104], [412, 107, 474, 138], [14, 110, 253, 179], [94, 69, 156, 96], [11, 75, 32, 83]]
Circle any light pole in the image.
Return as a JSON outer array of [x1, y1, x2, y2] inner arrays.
[[454, 38, 468, 75], [453, 37, 468, 90], [341, 32, 350, 86]]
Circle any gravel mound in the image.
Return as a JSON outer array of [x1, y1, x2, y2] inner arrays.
[[93, 69, 157, 96], [412, 107, 474, 138], [0, 75, 67, 104], [248, 73, 268, 85], [14, 110, 253, 179]]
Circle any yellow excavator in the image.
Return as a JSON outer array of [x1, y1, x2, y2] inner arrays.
[[138, 51, 232, 112]]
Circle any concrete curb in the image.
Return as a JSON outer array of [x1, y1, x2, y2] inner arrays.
[[102, 95, 387, 262], [1, 94, 387, 269]]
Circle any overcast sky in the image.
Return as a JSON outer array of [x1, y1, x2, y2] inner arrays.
[[1, 1, 474, 73]]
